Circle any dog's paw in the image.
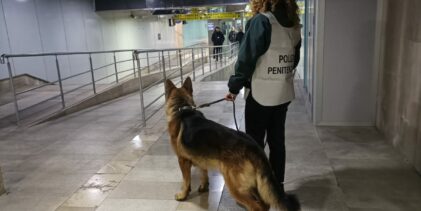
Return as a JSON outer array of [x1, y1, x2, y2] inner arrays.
[[175, 192, 188, 201], [198, 183, 209, 193]]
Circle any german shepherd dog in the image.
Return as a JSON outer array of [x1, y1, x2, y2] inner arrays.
[[165, 77, 300, 211]]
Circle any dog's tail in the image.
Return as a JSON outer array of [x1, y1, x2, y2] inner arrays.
[[256, 166, 300, 211]]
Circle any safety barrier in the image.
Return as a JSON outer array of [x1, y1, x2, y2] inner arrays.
[[0, 42, 239, 125]]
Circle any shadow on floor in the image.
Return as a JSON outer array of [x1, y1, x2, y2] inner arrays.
[[289, 166, 421, 211], [218, 166, 421, 211]]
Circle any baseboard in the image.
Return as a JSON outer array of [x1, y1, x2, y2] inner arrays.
[[316, 121, 375, 126]]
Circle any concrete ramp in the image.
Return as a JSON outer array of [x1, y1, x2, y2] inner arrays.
[[36, 56, 225, 125]]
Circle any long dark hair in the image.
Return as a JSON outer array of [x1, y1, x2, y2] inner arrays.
[[250, 0, 300, 28]]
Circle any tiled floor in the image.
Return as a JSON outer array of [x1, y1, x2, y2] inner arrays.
[[0, 80, 420, 211]]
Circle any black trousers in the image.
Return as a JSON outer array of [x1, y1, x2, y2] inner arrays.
[[213, 46, 222, 61], [245, 95, 290, 184]]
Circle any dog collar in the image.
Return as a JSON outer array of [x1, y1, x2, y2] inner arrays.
[[178, 105, 196, 112]]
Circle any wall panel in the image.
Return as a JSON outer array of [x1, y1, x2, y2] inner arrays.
[[0, 0, 207, 83], [0, 1, 11, 79], [35, 0, 69, 81], [183, 20, 208, 47], [318, 0, 378, 125], [377, 0, 421, 173], [2, 0, 46, 79]]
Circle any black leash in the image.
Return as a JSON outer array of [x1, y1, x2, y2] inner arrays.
[[231, 100, 239, 131], [196, 98, 239, 131], [196, 98, 226, 109]]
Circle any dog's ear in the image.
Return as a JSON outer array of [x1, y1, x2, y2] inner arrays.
[[182, 77, 193, 95], [165, 79, 176, 99]]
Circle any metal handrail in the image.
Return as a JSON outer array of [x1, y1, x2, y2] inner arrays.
[[1, 42, 238, 125], [114, 58, 133, 65], [133, 42, 240, 125], [17, 80, 59, 95], [133, 43, 234, 55], [117, 68, 136, 75], [92, 63, 115, 71], [95, 72, 118, 83], [0, 49, 136, 59], [17, 68, 93, 95], [142, 68, 181, 93], [63, 83, 93, 96], [62, 70, 91, 81], [0, 42, 210, 60]]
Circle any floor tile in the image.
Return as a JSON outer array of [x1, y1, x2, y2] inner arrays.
[[108, 181, 181, 200], [62, 174, 125, 207], [96, 199, 179, 211], [56, 206, 96, 211]]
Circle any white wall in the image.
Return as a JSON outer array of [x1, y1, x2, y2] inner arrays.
[[0, 0, 208, 83], [183, 20, 208, 47], [0, 1, 12, 80], [314, 0, 379, 125], [377, 0, 421, 173]]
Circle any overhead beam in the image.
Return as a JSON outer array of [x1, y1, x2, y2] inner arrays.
[[174, 12, 242, 20], [95, 0, 248, 11]]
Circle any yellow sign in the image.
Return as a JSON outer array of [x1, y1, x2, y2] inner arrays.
[[298, 1, 305, 15], [191, 8, 199, 14], [174, 12, 241, 21]]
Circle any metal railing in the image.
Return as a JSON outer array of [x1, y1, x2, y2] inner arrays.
[[133, 42, 239, 126], [0, 42, 239, 125]]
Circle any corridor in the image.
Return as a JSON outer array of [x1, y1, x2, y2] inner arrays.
[[0, 81, 419, 211]]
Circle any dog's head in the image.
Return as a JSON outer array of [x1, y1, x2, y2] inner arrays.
[[165, 77, 195, 118]]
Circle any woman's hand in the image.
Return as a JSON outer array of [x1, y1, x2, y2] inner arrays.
[[225, 92, 237, 101]]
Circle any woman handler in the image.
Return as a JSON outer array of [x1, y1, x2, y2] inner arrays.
[[225, 0, 302, 191]]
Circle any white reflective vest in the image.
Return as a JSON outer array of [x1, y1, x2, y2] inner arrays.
[[250, 12, 301, 106]]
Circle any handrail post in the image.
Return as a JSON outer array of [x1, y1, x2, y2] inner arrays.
[[176, 50, 180, 67], [158, 51, 161, 72], [135, 52, 146, 126], [6, 58, 20, 124], [89, 54, 96, 94], [215, 48, 218, 69], [146, 52, 150, 74], [224, 46, 227, 66], [191, 48, 195, 81], [55, 55, 65, 108], [161, 50, 166, 81], [232, 43, 235, 60], [132, 53, 136, 77], [229, 43, 232, 59], [201, 48, 205, 75], [209, 48, 212, 72], [113, 52, 119, 83], [167, 51, 171, 71], [162, 51, 166, 102], [178, 49, 183, 82]]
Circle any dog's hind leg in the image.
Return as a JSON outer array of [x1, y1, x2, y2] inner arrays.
[[222, 167, 268, 211], [176, 157, 192, 201], [198, 168, 209, 193], [251, 188, 270, 211], [224, 177, 268, 211]]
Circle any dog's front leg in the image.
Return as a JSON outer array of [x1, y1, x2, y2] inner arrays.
[[176, 157, 192, 201]]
